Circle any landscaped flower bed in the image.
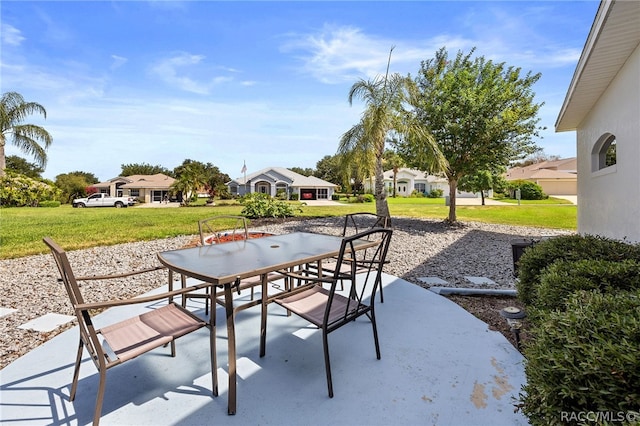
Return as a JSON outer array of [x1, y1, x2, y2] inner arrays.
[[204, 232, 273, 245]]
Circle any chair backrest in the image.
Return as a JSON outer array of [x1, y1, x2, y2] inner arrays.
[[342, 212, 389, 237], [326, 228, 393, 326], [43, 237, 105, 369], [198, 215, 249, 245]]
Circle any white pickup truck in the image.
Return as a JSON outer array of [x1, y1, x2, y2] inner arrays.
[[72, 193, 136, 208]]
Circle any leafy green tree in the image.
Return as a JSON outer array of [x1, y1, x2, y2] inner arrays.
[[121, 162, 173, 177], [289, 167, 314, 177], [400, 47, 543, 222], [0, 92, 53, 177], [5, 155, 44, 178], [314, 155, 342, 187], [55, 171, 99, 203], [458, 170, 494, 205]]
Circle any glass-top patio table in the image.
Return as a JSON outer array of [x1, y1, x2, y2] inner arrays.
[[157, 231, 375, 415]]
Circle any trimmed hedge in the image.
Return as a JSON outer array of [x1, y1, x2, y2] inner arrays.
[[534, 258, 640, 312], [520, 290, 640, 425], [516, 234, 640, 305]]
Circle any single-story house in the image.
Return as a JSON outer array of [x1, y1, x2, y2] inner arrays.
[[505, 158, 577, 195], [93, 173, 176, 204], [227, 167, 338, 200], [363, 168, 480, 198], [555, 0, 640, 243]]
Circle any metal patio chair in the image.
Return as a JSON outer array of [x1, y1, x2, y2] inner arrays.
[[43, 237, 217, 426], [303, 212, 390, 301], [264, 228, 393, 397]]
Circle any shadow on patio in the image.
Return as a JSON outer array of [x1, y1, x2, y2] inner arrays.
[[0, 274, 528, 425]]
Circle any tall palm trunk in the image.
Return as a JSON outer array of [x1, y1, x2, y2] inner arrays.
[[374, 151, 391, 224]]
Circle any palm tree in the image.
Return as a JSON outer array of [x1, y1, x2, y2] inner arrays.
[[171, 163, 206, 205], [338, 48, 446, 222], [1, 92, 53, 177], [383, 149, 405, 197]]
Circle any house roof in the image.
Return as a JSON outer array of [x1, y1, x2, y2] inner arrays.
[[506, 158, 577, 180], [229, 167, 338, 188], [556, 0, 640, 131], [381, 168, 448, 183], [93, 173, 175, 189]]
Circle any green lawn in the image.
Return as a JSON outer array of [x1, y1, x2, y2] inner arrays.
[[0, 199, 576, 259]]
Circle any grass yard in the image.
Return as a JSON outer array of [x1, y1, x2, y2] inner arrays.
[[0, 198, 576, 259]]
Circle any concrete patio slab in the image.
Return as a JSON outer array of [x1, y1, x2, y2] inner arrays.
[[17, 313, 76, 332], [0, 274, 529, 425]]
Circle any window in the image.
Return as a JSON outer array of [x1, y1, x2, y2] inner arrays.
[[130, 189, 140, 197], [592, 133, 617, 172], [415, 183, 426, 193], [317, 188, 328, 199]]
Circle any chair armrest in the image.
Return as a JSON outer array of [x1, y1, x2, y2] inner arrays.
[[75, 265, 166, 281], [75, 280, 212, 311], [275, 269, 335, 285]]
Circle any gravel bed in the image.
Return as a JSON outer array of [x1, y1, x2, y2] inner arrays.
[[0, 217, 572, 369]]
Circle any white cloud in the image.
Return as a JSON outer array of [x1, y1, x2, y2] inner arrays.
[[110, 55, 128, 70], [1, 23, 25, 46], [149, 52, 233, 94]]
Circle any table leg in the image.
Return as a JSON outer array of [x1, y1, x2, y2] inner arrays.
[[224, 284, 237, 415], [260, 273, 268, 357]]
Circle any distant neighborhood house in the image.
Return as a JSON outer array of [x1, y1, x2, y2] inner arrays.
[[227, 167, 338, 200], [505, 157, 577, 195], [364, 168, 478, 198], [93, 173, 176, 203], [555, 0, 639, 242]]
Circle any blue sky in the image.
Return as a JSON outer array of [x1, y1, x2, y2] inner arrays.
[[1, 1, 600, 182]]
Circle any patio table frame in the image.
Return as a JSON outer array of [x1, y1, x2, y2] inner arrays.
[[157, 231, 375, 415]]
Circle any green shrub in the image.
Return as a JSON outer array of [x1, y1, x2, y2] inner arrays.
[[534, 259, 640, 312], [38, 200, 61, 208], [289, 193, 299, 201], [520, 289, 640, 425], [240, 193, 299, 218], [508, 179, 547, 200], [348, 194, 374, 203], [0, 172, 61, 207], [331, 193, 340, 201], [516, 234, 640, 305], [426, 189, 443, 198]]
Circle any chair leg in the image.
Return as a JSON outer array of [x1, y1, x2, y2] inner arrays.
[[93, 369, 107, 426], [170, 340, 176, 357], [322, 330, 334, 398], [370, 310, 381, 360], [70, 338, 84, 401]]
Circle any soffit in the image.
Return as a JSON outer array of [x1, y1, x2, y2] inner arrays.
[[556, 0, 640, 132]]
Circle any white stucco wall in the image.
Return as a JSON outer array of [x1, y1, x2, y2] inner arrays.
[[577, 45, 640, 242]]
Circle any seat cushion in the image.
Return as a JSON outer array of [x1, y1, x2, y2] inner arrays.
[[99, 303, 205, 362], [275, 286, 363, 327]]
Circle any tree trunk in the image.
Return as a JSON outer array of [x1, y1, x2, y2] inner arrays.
[[374, 157, 392, 225], [392, 166, 398, 197], [481, 190, 486, 205], [0, 139, 5, 178], [448, 179, 458, 223]]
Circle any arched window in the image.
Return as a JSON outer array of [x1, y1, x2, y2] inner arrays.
[[592, 133, 617, 172]]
